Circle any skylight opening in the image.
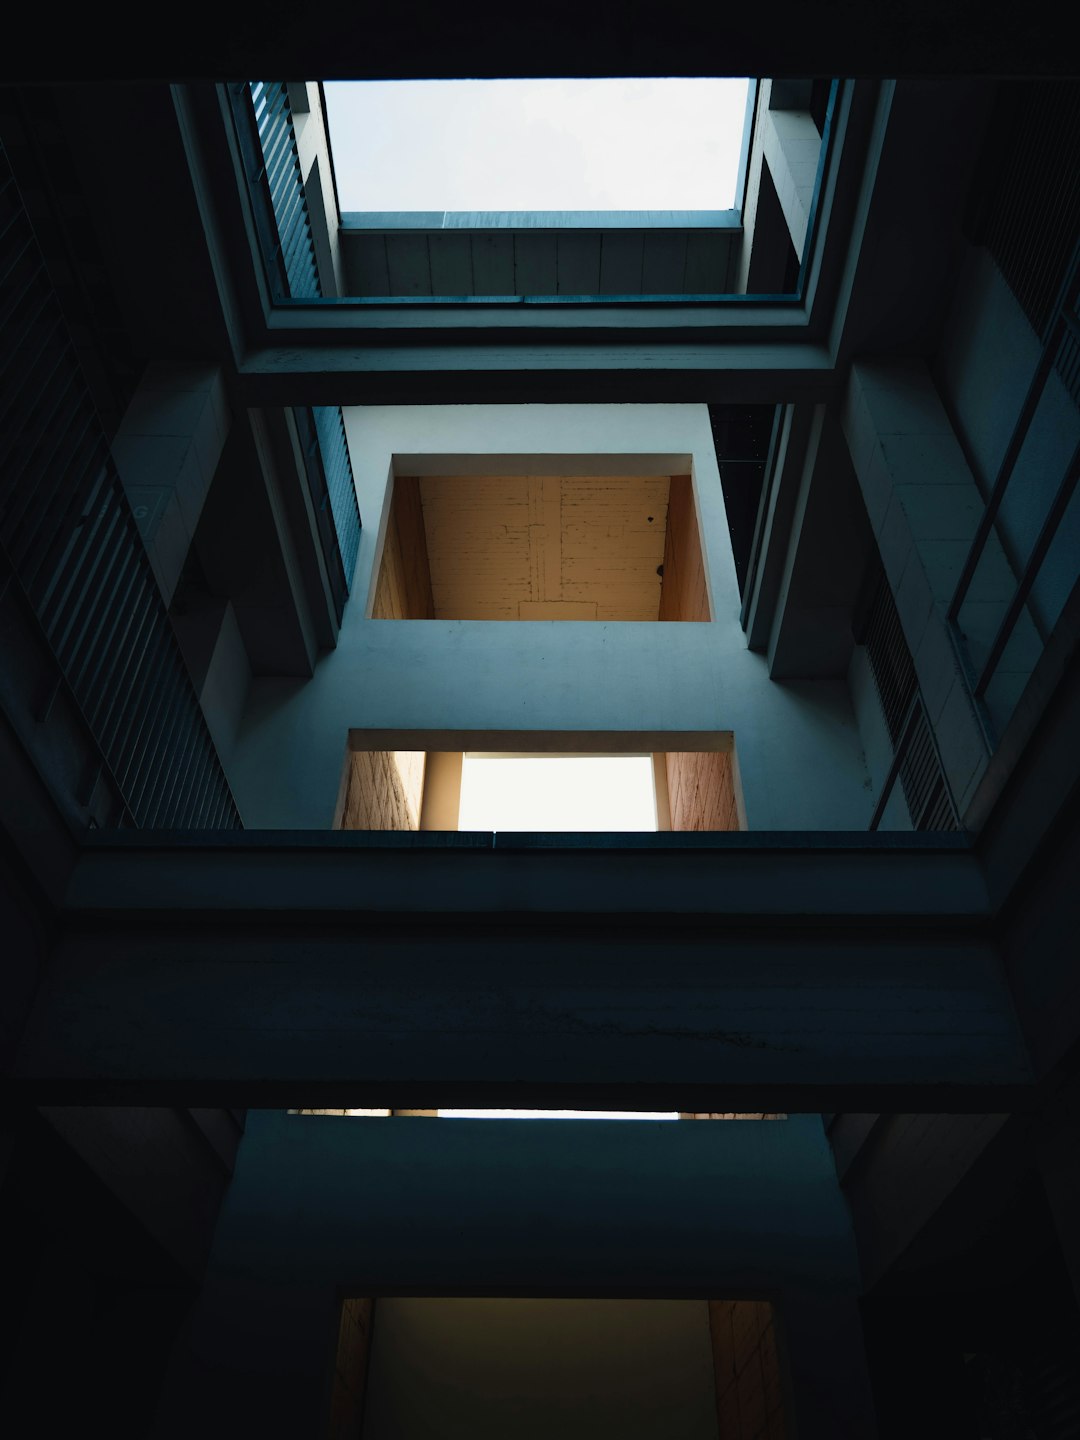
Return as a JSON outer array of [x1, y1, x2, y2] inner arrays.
[[457, 754, 658, 832], [324, 78, 751, 212], [437, 1110, 680, 1119]]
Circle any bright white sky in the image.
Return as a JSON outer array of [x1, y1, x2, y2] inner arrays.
[[438, 1111, 680, 1120], [457, 754, 657, 832], [323, 79, 750, 212]]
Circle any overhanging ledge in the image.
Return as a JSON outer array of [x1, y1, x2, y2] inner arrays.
[[64, 829, 988, 920]]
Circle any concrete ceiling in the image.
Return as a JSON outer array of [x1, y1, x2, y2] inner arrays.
[[418, 474, 671, 620]]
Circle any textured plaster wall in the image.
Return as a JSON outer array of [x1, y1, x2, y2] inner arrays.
[[339, 750, 426, 831], [227, 405, 871, 830]]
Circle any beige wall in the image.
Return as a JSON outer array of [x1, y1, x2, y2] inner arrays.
[[339, 751, 426, 831], [666, 750, 743, 832], [709, 1300, 787, 1440], [361, 1297, 720, 1440]]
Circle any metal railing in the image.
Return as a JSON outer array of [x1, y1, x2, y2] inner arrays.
[[293, 405, 361, 620], [946, 245, 1080, 737], [314, 405, 360, 586], [231, 83, 362, 609], [238, 81, 321, 301], [950, 81, 1080, 741], [869, 694, 959, 833], [861, 569, 959, 832], [0, 142, 241, 829]]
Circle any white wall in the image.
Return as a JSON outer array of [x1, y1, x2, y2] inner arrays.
[[226, 405, 871, 830]]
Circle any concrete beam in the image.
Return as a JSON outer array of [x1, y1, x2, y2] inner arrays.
[[12, 834, 1033, 1108], [235, 341, 838, 409], [760, 107, 822, 263], [62, 829, 991, 919]]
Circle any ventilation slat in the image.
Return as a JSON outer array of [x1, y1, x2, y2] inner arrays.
[[865, 568, 959, 831], [0, 138, 241, 829]]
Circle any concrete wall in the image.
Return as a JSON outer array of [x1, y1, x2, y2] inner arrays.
[[361, 1297, 718, 1440], [226, 405, 871, 830], [157, 1110, 869, 1438]]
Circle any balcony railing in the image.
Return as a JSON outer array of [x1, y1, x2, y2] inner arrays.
[[232, 82, 361, 601], [293, 404, 361, 620], [947, 242, 1080, 744], [861, 567, 959, 832], [0, 141, 241, 829], [952, 81, 1080, 743], [240, 80, 321, 301]]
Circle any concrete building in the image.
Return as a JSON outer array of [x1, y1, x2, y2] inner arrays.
[[2, 44, 1079, 1440]]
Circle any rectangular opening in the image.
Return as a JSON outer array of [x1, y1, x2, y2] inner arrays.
[[295, 1111, 785, 1120], [458, 754, 657, 832], [324, 79, 752, 214], [335, 741, 744, 835], [328, 1295, 788, 1440], [371, 473, 710, 623]]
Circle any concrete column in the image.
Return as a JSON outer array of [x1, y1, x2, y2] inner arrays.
[[111, 364, 230, 606], [840, 360, 1037, 816], [419, 751, 463, 830], [734, 81, 771, 294], [760, 106, 822, 263]]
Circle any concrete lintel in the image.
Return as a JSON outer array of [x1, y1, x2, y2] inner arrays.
[[62, 830, 988, 919], [236, 345, 838, 410]]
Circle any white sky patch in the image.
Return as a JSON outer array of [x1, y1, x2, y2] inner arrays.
[[457, 754, 658, 832], [324, 79, 750, 212], [438, 1110, 680, 1120]]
